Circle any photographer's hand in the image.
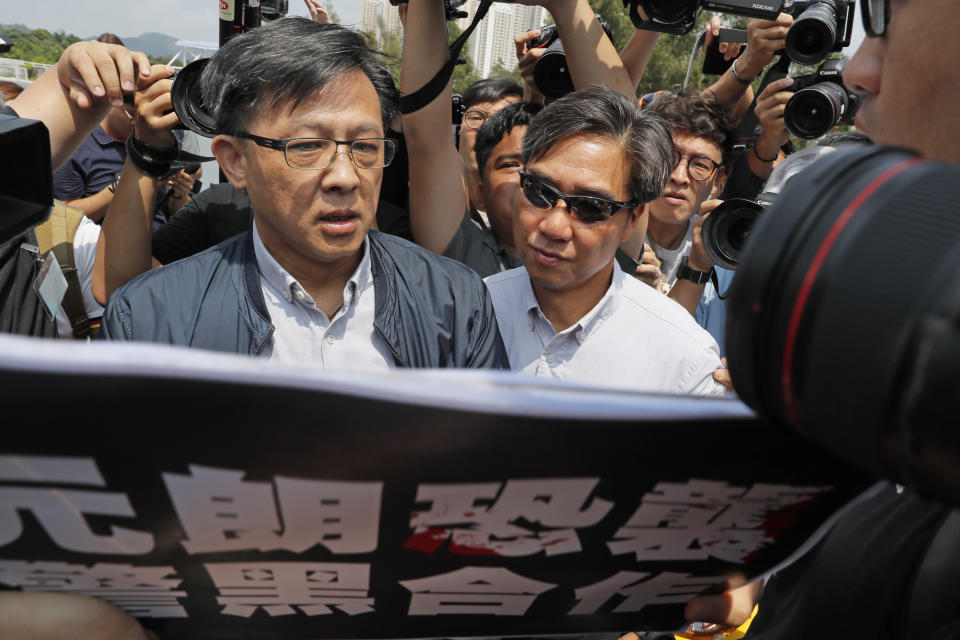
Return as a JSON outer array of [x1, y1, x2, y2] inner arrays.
[[633, 242, 665, 289], [702, 13, 793, 123], [668, 203, 720, 316], [703, 15, 743, 62], [8, 41, 151, 170], [514, 29, 547, 104], [131, 65, 179, 149], [511, 0, 633, 97], [304, 0, 332, 24], [738, 13, 794, 81], [750, 76, 794, 179], [92, 65, 176, 306]]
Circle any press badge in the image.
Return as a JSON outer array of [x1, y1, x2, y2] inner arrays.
[[32, 251, 68, 322]]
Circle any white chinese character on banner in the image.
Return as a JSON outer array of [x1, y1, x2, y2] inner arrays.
[[163, 465, 382, 554], [405, 478, 612, 556], [205, 562, 374, 617], [607, 480, 829, 562], [0, 560, 186, 617], [0, 455, 153, 555], [400, 567, 556, 615], [569, 571, 725, 614]]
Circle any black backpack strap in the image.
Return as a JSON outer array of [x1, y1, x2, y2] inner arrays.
[[399, 0, 494, 115]]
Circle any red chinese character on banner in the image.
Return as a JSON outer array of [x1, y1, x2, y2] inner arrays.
[[405, 478, 612, 556]]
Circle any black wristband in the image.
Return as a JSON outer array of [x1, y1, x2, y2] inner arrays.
[[125, 135, 176, 179], [752, 145, 779, 163]]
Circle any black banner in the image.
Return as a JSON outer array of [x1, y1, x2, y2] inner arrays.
[[0, 336, 875, 639]]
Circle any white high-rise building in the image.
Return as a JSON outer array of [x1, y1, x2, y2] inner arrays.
[[361, 0, 404, 44], [466, 3, 548, 79]]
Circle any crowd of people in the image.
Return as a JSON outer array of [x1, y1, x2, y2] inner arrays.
[[0, 0, 958, 636]]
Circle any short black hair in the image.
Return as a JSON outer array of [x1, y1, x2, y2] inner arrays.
[[474, 102, 544, 180], [200, 18, 399, 135], [645, 88, 735, 162], [462, 77, 523, 110], [522, 86, 673, 205]]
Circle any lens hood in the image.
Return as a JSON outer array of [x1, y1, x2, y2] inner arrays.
[[532, 40, 574, 100], [171, 58, 219, 138], [702, 198, 765, 271], [726, 146, 960, 504], [786, 1, 838, 64], [785, 82, 847, 139]]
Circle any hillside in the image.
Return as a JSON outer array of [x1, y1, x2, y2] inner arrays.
[[0, 24, 180, 68]]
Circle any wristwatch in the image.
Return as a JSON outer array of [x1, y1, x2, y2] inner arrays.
[[676, 256, 713, 284]]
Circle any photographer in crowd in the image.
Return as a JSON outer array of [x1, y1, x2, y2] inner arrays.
[[96, 18, 506, 369]]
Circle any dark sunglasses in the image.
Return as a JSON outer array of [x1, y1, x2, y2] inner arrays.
[[518, 170, 638, 224], [862, 0, 889, 37]]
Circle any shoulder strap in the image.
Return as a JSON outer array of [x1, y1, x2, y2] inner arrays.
[[34, 201, 92, 339]]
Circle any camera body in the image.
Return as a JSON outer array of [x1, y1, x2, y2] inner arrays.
[[785, 57, 860, 139], [623, 0, 783, 35], [784, 0, 854, 64], [527, 16, 612, 100]]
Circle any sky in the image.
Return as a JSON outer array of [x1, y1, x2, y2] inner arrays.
[[1, 0, 362, 44]]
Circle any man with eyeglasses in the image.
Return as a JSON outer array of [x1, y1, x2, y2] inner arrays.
[[98, 18, 507, 369], [622, 91, 735, 293], [483, 86, 727, 395]]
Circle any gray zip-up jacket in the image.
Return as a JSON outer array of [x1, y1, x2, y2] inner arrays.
[[100, 230, 508, 369]]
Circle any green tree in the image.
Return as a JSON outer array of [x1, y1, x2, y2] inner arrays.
[[489, 60, 522, 86], [0, 25, 80, 66], [447, 21, 482, 94]]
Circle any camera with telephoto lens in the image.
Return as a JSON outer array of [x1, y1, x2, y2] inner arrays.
[[526, 16, 613, 100], [702, 145, 837, 270], [622, 0, 783, 35], [784, 57, 860, 140], [727, 145, 960, 507], [783, 0, 854, 64]]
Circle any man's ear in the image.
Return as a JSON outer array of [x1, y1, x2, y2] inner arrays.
[[622, 202, 649, 243], [211, 134, 248, 190], [712, 167, 727, 197]]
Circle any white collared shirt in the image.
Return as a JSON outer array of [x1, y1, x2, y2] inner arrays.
[[484, 264, 726, 396], [253, 222, 393, 369]]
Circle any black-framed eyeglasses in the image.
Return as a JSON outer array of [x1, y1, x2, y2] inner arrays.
[[237, 132, 396, 170], [674, 153, 722, 182], [518, 170, 638, 224], [862, 0, 889, 37]]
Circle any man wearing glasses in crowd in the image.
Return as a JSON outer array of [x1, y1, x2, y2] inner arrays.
[[484, 86, 727, 395], [98, 18, 507, 369]]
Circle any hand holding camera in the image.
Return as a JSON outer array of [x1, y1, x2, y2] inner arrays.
[[131, 65, 180, 152], [736, 12, 794, 80]]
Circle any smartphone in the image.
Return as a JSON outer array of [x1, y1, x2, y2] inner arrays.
[[702, 28, 748, 76]]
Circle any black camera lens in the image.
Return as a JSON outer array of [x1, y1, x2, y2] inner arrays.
[[702, 198, 765, 271], [726, 146, 960, 504], [786, 1, 838, 64], [645, 0, 699, 23], [170, 58, 219, 138], [532, 39, 574, 100], [784, 81, 848, 139]]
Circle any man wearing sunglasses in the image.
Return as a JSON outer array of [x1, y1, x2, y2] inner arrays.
[[98, 19, 507, 369], [484, 86, 727, 396]]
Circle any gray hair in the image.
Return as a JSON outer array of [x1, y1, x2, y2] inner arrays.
[[200, 18, 399, 135], [521, 86, 673, 204]]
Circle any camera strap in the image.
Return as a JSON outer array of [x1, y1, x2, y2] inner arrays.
[[399, 0, 495, 115]]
